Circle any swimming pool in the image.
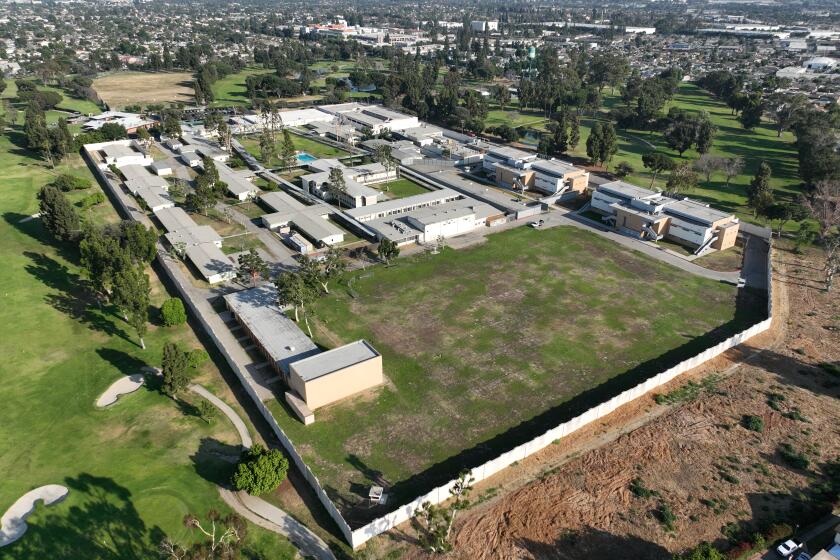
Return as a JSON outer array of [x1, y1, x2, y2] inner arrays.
[[297, 152, 317, 162]]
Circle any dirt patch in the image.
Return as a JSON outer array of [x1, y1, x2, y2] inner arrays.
[[93, 72, 194, 108], [379, 243, 839, 559]]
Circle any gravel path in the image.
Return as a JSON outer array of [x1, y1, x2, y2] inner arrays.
[[188, 384, 253, 449], [0, 485, 69, 547], [95, 373, 145, 408], [218, 488, 335, 560]]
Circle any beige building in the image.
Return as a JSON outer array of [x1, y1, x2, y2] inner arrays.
[[288, 340, 383, 411]]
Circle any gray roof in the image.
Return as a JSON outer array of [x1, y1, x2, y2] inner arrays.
[[184, 243, 234, 282], [345, 188, 461, 221], [120, 164, 152, 180], [125, 175, 168, 194], [487, 145, 536, 162], [217, 163, 259, 197], [164, 225, 222, 247], [151, 160, 173, 171], [102, 143, 139, 159], [223, 287, 320, 373], [260, 191, 308, 213], [598, 180, 659, 201], [134, 186, 174, 210], [154, 206, 197, 232], [531, 158, 580, 177], [290, 340, 379, 382], [664, 198, 734, 226]]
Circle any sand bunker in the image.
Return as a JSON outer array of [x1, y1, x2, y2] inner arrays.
[[0, 485, 68, 547], [96, 373, 145, 408]]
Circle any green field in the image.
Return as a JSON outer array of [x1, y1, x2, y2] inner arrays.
[[524, 83, 801, 226], [209, 67, 275, 107], [268, 226, 761, 519], [41, 85, 102, 115], [239, 134, 350, 166], [382, 177, 430, 199], [0, 123, 295, 557]]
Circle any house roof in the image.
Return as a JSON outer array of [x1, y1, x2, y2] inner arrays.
[[154, 206, 197, 232], [290, 340, 379, 382], [184, 243, 234, 281]]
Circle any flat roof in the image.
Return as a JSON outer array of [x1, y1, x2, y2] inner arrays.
[[184, 243, 233, 281], [150, 160, 172, 170], [292, 213, 345, 243], [134, 186, 174, 209], [125, 175, 168, 192], [406, 198, 497, 226], [598, 180, 659, 201], [532, 158, 580, 176], [102, 143, 141, 159], [487, 145, 536, 161], [291, 340, 379, 382], [345, 188, 460, 220], [154, 206, 197, 232], [664, 198, 733, 226], [218, 163, 259, 196], [260, 191, 308, 213], [223, 287, 320, 373], [164, 225, 222, 247]]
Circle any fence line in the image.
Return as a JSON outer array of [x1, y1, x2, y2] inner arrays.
[[84, 145, 774, 550]]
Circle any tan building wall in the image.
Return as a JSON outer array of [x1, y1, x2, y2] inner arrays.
[[496, 166, 533, 188], [567, 172, 588, 193], [290, 355, 384, 410], [712, 221, 739, 250], [615, 208, 670, 236]]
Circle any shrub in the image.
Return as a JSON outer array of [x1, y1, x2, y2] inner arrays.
[[767, 393, 785, 411], [160, 297, 187, 326], [187, 349, 209, 369], [743, 415, 764, 432], [655, 502, 677, 531], [79, 192, 105, 209], [231, 444, 289, 496], [629, 477, 657, 498], [779, 444, 809, 470], [51, 174, 91, 192]]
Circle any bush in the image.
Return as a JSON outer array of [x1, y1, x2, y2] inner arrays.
[[187, 349, 209, 369], [779, 444, 809, 470], [629, 477, 658, 498], [231, 444, 289, 496], [79, 192, 105, 209], [51, 174, 91, 192], [160, 297, 187, 326], [655, 502, 677, 531], [742, 415, 764, 432]]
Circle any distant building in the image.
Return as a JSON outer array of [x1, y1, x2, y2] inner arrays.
[[82, 111, 153, 132], [470, 20, 499, 33]]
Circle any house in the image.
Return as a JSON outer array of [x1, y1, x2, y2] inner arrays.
[[164, 225, 223, 248], [591, 181, 740, 255], [183, 243, 235, 284], [217, 163, 259, 201], [180, 152, 202, 167], [134, 186, 175, 212]]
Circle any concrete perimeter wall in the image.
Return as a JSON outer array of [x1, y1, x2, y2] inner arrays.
[[85, 144, 773, 550]]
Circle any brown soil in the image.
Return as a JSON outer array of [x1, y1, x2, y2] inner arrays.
[[378, 243, 840, 560], [93, 71, 194, 108]]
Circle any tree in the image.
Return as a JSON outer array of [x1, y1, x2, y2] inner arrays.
[[160, 297, 187, 326], [765, 203, 809, 238], [119, 220, 157, 263], [377, 238, 400, 264], [79, 225, 125, 302], [768, 93, 807, 137], [586, 122, 603, 165], [38, 185, 80, 241], [614, 161, 634, 179], [161, 342, 191, 396], [674, 542, 726, 560], [663, 112, 697, 157], [739, 94, 764, 130], [231, 443, 289, 496], [161, 110, 182, 138], [373, 144, 397, 183], [642, 152, 674, 188], [112, 261, 150, 349], [491, 84, 510, 111], [666, 162, 698, 194], [136, 127, 151, 147], [746, 162, 773, 217], [692, 154, 725, 183], [279, 128, 296, 175], [598, 122, 618, 169], [275, 271, 316, 334], [695, 116, 717, 154], [186, 175, 219, 215], [568, 114, 580, 152], [800, 180, 840, 244], [415, 471, 474, 554], [327, 167, 347, 208], [236, 248, 269, 288], [823, 233, 840, 292], [160, 510, 246, 560], [316, 247, 345, 294], [196, 400, 216, 424], [721, 156, 744, 187]]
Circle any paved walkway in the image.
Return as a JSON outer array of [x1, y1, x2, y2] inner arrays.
[[0, 485, 69, 547], [218, 488, 335, 560], [96, 373, 145, 408], [189, 384, 253, 449]]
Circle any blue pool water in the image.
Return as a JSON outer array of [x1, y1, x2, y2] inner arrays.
[[297, 152, 317, 162]]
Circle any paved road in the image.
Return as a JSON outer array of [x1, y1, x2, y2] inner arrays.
[[218, 488, 335, 560], [189, 384, 253, 449]]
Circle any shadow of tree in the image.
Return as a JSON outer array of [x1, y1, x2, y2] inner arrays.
[[1, 473, 167, 560], [190, 437, 242, 488]]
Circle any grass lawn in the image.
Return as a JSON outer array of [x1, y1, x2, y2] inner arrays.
[[0, 127, 295, 558], [382, 177, 430, 199], [221, 233, 266, 255], [209, 67, 274, 107], [269, 226, 761, 519], [232, 201, 267, 220], [693, 243, 745, 272], [239, 134, 349, 166], [190, 210, 246, 237], [40, 86, 102, 115]]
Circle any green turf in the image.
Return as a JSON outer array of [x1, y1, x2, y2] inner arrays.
[[239, 134, 349, 165], [209, 67, 275, 107], [269, 225, 761, 513], [0, 126, 295, 559], [40, 86, 102, 115], [381, 177, 430, 199]]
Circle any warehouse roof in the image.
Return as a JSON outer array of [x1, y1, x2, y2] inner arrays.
[[290, 340, 379, 382], [223, 287, 320, 373], [184, 243, 234, 282], [154, 206, 196, 233], [164, 225, 222, 247]]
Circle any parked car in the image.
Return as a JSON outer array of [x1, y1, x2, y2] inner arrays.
[[776, 539, 804, 559], [795, 552, 812, 560], [530, 219, 545, 229]]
